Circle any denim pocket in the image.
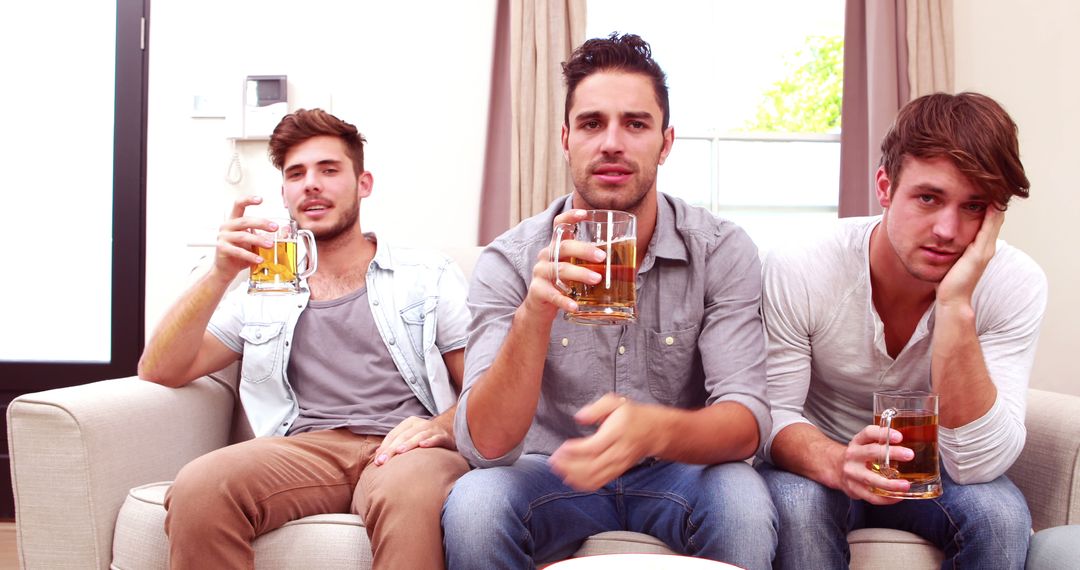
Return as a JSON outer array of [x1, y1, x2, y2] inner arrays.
[[400, 296, 438, 358], [238, 321, 286, 384]]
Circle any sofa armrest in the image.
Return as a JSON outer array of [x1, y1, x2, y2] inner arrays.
[[1007, 388, 1080, 531], [7, 372, 237, 570]]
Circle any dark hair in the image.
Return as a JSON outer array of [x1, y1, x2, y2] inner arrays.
[[562, 32, 670, 130], [879, 92, 1029, 207], [268, 108, 367, 176]]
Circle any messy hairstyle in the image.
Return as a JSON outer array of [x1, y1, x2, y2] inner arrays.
[[561, 32, 670, 130], [879, 92, 1029, 207], [268, 108, 367, 176]]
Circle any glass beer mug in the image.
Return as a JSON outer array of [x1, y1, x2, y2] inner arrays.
[[549, 210, 637, 325], [869, 389, 942, 499], [248, 218, 318, 294]]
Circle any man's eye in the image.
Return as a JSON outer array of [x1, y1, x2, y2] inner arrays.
[[965, 203, 988, 213], [918, 195, 935, 204], [287, 172, 303, 180], [582, 120, 601, 129], [323, 168, 338, 175], [628, 121, 646, 129]]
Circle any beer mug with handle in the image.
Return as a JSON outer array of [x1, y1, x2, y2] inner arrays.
[[550, 210, 637, 325], [870, 389, 942, 499], [248, 218, 318, 294]]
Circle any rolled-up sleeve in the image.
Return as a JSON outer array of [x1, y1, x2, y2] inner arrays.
[[435, 259, 470, 353], [699, 226, 772, 455], [207, 288, 247, 354], [454, 242, 530, 468]]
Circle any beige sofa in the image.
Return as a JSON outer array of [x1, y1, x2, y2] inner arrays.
[[8, 247, 1080, 569]]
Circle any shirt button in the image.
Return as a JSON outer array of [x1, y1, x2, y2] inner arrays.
[[255, 331, 262, 339], [373, 300, 380, 306], [389, 338, 396, 345], [561, 338, 569, 347], [618, 346, 626, 355], [665, 336, 674, 346]]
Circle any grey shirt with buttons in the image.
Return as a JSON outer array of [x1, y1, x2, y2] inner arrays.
[[455, 193, 772, 468]]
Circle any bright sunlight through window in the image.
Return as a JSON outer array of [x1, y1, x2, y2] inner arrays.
[[587, 0, 845, 254]]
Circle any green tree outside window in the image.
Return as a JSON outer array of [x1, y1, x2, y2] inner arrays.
[[746, 35, 843, 134]]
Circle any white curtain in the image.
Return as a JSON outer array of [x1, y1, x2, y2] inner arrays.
[[510, 0, 586, 224], [907, 0, 955, 98], [838, 0, 954, 218]]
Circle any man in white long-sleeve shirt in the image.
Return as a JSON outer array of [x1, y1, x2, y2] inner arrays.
[[758, 92, 1047, 569]]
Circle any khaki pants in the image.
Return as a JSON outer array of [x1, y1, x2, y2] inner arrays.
[[164, 428, 469, 570]]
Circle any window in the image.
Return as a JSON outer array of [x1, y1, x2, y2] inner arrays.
[[0, 0, 146, 374], [587, 0, 845, 253]]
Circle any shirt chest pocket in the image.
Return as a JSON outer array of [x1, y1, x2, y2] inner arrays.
[[645, 324, 702, 405], [400, 296, 438, 358], [239, 322, 286, 384], [546, 326, 602, 400]]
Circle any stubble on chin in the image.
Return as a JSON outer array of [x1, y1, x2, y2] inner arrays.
[[572, 174, 655, 213], [309, 208, 360, 242]]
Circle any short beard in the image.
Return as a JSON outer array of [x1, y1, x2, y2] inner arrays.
[[572, 163, 657, 214], [310, 205, 359, 243]]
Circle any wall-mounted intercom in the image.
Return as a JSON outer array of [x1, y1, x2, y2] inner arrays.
[[241, 75, 288, 139]]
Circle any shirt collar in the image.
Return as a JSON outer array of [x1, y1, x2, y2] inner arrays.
[[557, 193, 690, 264], [367, 232, 390, 269], [649, 193, 690, 263]]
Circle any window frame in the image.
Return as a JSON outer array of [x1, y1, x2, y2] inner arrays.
[[671, 131, 841, 215], [0, 0, 148, 390]]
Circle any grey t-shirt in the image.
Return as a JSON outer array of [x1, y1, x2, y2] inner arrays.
[[286, 286, 429, 436]]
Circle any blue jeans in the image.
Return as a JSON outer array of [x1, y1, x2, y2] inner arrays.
[[1026, 525, 1080, 570], [757, 462, 1031, 569], [442, 454, 777, 569]]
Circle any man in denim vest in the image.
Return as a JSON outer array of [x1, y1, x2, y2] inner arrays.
[[442, 34, 777, 569], [138, 109, 470, 570]]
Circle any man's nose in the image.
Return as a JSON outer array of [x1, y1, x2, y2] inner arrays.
[[599, 125, 624, 155], [303, 170, 321, 192], [932, 208, 960, 242]]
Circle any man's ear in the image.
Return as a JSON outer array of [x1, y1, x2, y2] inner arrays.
[[357, 171, 373, 199], [658, 126, 675, 166], [874, 166, 892, 208], [561, 124, 570, 162]]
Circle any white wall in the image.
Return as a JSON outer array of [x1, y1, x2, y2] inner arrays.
[[146, 1, 497, 334], [953, 0, 1080, 395]]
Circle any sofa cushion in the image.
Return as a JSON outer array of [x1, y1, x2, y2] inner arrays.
[[112, 482, 946, 569], [848, 528, 943, 567], [112, 482, 170, 570], [572, 531, 676, 557], [111, 481, 373, 570]]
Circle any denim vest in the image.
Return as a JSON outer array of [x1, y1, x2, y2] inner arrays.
[[219, 238, 469, 437]]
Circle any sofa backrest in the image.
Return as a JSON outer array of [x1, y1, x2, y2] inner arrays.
[[443, 246, 484, 281]]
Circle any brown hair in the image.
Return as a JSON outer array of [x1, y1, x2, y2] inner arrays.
[[268, 108, 367, 176], [879, 92, 1029, 207], [562, 32, 670, 130]]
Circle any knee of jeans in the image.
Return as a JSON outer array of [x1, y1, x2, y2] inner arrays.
[[704, 465, 779, 530], [442, 468, 521, 537], [948, 479, 1032, 539], [761, 467, 843, 528]]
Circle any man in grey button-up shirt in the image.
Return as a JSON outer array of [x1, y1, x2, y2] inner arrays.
[[442, 33, 777, 570]]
